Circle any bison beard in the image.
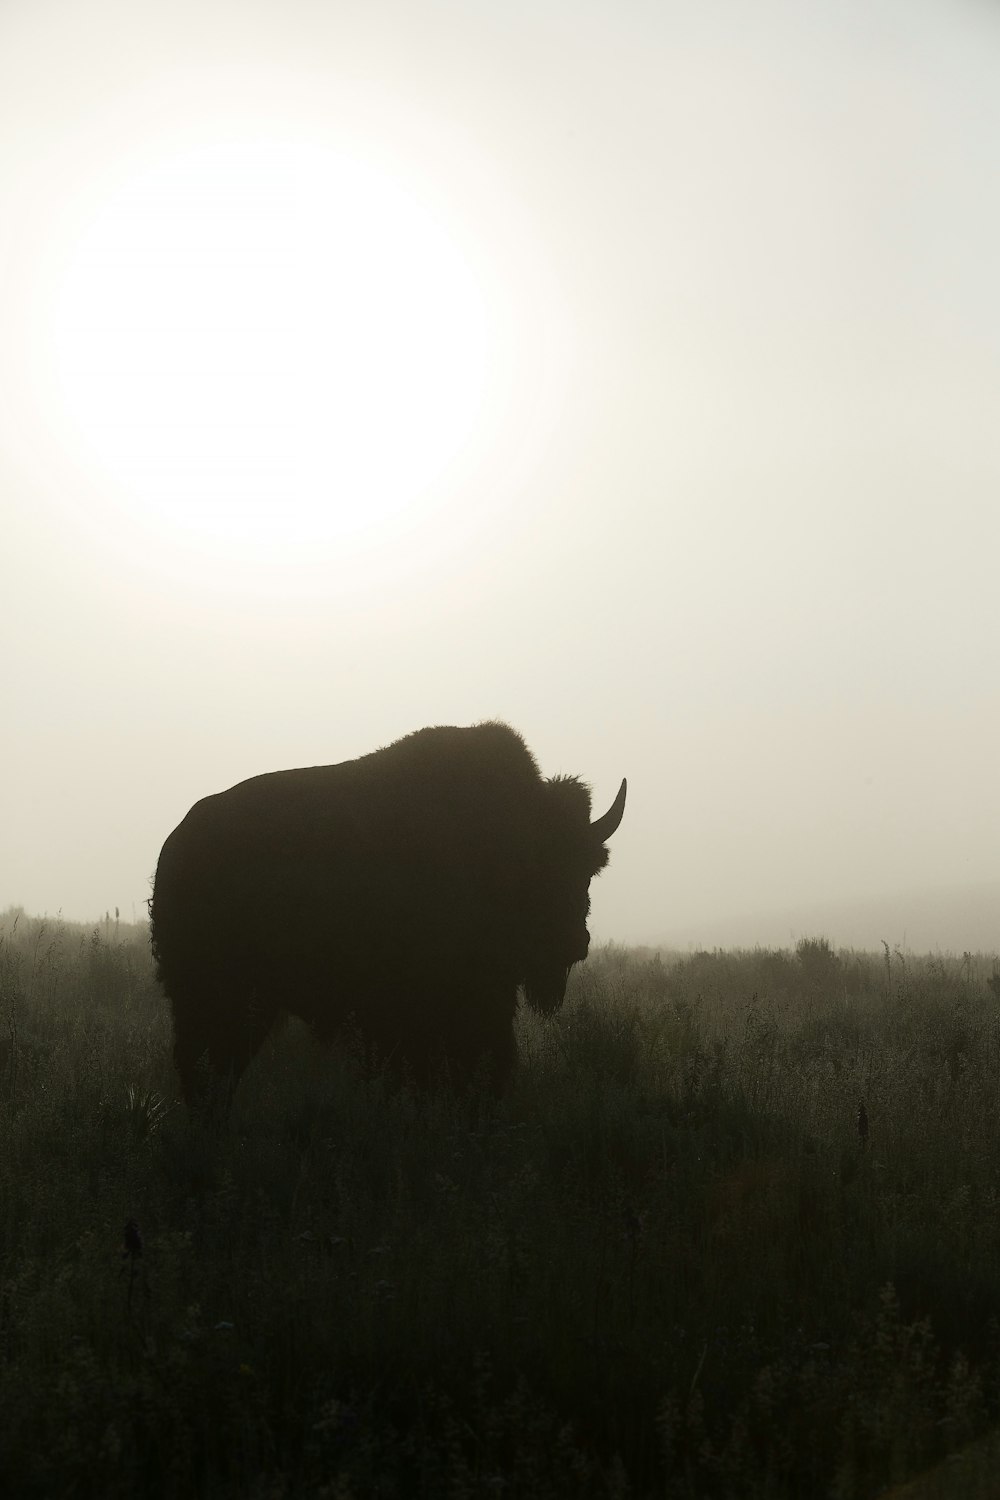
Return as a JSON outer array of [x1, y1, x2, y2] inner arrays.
[[150, 721, 625, 1109]]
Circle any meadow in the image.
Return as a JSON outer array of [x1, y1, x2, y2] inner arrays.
[[1, 908, 999, 1498]]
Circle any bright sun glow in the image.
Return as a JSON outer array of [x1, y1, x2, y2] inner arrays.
[[45, 136, 497, 561]]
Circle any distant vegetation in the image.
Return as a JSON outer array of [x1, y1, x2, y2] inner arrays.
[[1, 908, 1000, 1497]]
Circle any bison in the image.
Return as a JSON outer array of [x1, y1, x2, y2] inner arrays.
[[150, 721, 626, 1105]]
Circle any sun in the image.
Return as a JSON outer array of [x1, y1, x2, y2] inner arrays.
[[43, 134, 498, 563]]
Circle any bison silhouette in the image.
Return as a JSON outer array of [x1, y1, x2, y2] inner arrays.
[[151, 721, 626, 1105]]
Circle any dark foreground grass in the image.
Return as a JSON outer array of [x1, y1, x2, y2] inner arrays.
[[2, 912, 1000, 1497]]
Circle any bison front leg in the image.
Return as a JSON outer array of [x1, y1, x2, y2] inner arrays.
[[487, 1024, 518, 1094], [171, 983, 277, 1112], [442, 987, 519, 1096]]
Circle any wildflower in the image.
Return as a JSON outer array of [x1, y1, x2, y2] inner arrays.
[[120, 1219, 145, 1313], [623, 1204, 646, 1247], [122, 1219, 143, 1258]]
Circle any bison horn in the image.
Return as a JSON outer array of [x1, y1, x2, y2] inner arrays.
[[590, 778, 627, 843]]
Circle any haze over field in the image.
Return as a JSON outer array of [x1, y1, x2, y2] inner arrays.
[[2, 0, 998, 952]]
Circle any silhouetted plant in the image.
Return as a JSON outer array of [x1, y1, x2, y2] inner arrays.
[[795, 935, 842, 994]]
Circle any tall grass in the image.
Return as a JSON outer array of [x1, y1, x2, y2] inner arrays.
[[1, 910, 999, 1496]]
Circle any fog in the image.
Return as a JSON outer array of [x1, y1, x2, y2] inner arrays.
[[2, 0, 998, 951]]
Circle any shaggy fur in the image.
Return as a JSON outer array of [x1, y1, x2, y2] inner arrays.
[[150, 721, 625, 1106]]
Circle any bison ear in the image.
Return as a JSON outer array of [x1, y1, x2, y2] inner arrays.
[[590, 778, 627, 843]]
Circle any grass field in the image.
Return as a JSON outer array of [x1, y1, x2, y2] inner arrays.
[[1, 908, 999, 1497]]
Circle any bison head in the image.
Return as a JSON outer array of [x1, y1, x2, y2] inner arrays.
[[521, 774, 626, 1014]]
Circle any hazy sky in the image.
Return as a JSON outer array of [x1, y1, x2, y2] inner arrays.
[[2, 0, 998, 950]]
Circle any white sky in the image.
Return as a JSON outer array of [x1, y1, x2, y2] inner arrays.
[[2, 0, 998, 949]]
